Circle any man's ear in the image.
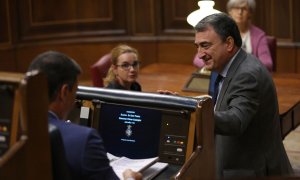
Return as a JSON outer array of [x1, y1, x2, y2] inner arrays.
[[59, 84, 69, 102], [226, 36, 235, 52]]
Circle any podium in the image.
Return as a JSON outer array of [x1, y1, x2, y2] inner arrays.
[[0, 71, 52, 180], [71, 86, 216, 179], [171, 96, 215, 179]]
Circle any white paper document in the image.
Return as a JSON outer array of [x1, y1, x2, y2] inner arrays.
[[142, 162, 169, 180], [108, 153, 168, 180]]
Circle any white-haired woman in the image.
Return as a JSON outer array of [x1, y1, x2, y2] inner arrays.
[[193, 0, 273, 72]]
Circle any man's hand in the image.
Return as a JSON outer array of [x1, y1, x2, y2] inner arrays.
[[157, 89, 179, 95], [123, 169, 142, 180]]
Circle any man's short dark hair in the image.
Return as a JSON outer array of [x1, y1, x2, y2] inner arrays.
[[195, 13, 242, 47], [28, 51, 82, 102]]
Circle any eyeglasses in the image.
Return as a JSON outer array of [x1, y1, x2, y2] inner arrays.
[[231, 6, 249, 13], [116, 61, 140, 70]]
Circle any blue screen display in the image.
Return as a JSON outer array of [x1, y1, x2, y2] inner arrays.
[[98, 102, 162, 159]]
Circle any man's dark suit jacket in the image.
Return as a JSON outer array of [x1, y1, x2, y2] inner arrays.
[[48, 112, 119, 180], [214, 49, 293, 178]]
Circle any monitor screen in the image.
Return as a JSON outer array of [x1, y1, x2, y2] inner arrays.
[[98, 102, 162, 159], [0, 83, 15, 156]]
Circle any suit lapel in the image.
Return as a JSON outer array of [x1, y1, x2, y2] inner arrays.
[[215, 50, 248, 110]]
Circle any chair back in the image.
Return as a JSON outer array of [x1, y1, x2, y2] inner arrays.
[[266, 36, 277, 72], [90, 53, 112, 87], [0, 71, 52, 180]]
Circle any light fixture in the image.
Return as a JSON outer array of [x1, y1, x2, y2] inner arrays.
[[187, 0, 221, 27]]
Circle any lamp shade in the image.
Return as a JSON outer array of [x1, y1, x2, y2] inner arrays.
[[187, 0, 221, 27]]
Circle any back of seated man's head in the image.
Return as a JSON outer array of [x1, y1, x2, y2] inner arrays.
[[28, 51, 82, 102]]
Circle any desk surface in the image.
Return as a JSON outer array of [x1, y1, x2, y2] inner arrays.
[[139, 63, 300, 116], [272, 73, 300, 114], [139, 63, 198, 96]]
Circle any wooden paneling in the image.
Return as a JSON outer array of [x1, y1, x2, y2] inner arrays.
[[292, 0, 300, 42], [294, 103, 300, 127], [14, 41, 157, 80], [160, 0, 194, 35], [214, 1, 227, 13], [297, 48, 300, 73], [0, 0, 10, 46], [131, 42, 157, 66], [132, 0, 155, 35], [157, 42, 196, 64], [0, 0, 300, 80], [0, 51, 16, 72], [17, 0, 127, 42], [14, 43, 116, 80], [273, 0, 293, 41], [277, 47, 297, 73], [253, 0, 273, 35]]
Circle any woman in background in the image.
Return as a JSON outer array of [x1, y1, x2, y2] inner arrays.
[[104, 44, 142, 91], [193, 0, 273, 72]]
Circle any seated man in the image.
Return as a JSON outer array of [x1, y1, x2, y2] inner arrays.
[[27, 50, 142, 180]]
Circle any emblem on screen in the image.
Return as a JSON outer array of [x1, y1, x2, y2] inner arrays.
[[125, 125, 133, 137]]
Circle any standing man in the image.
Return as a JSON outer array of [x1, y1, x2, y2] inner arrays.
[[28, 51, 142, 180], [194, 13, 293, 178]]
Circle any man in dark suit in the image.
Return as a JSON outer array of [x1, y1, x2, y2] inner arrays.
[[194, 13, 293, 178], [28, 51, 142, 180]]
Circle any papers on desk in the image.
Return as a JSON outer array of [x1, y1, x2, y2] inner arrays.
[[107, 153, 168, 180], [142, 162, 169, 180]]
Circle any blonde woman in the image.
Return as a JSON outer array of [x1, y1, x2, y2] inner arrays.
[[104, 44, 142, 91]]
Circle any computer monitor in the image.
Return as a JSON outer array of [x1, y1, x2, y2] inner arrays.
[[92, 100, 193, 164], [0, 83, 17, 156], [0, 72, 24, 158], [76, 86, 198, 165], [97, 102, 162, 159]]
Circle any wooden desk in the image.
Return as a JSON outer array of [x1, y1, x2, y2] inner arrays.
[[139, 63, 300, 138], [272, 73, 300, 137], [139, 63, 198, 96]]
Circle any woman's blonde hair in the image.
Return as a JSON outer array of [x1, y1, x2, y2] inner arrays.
[[103, 44, 139, 86]]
